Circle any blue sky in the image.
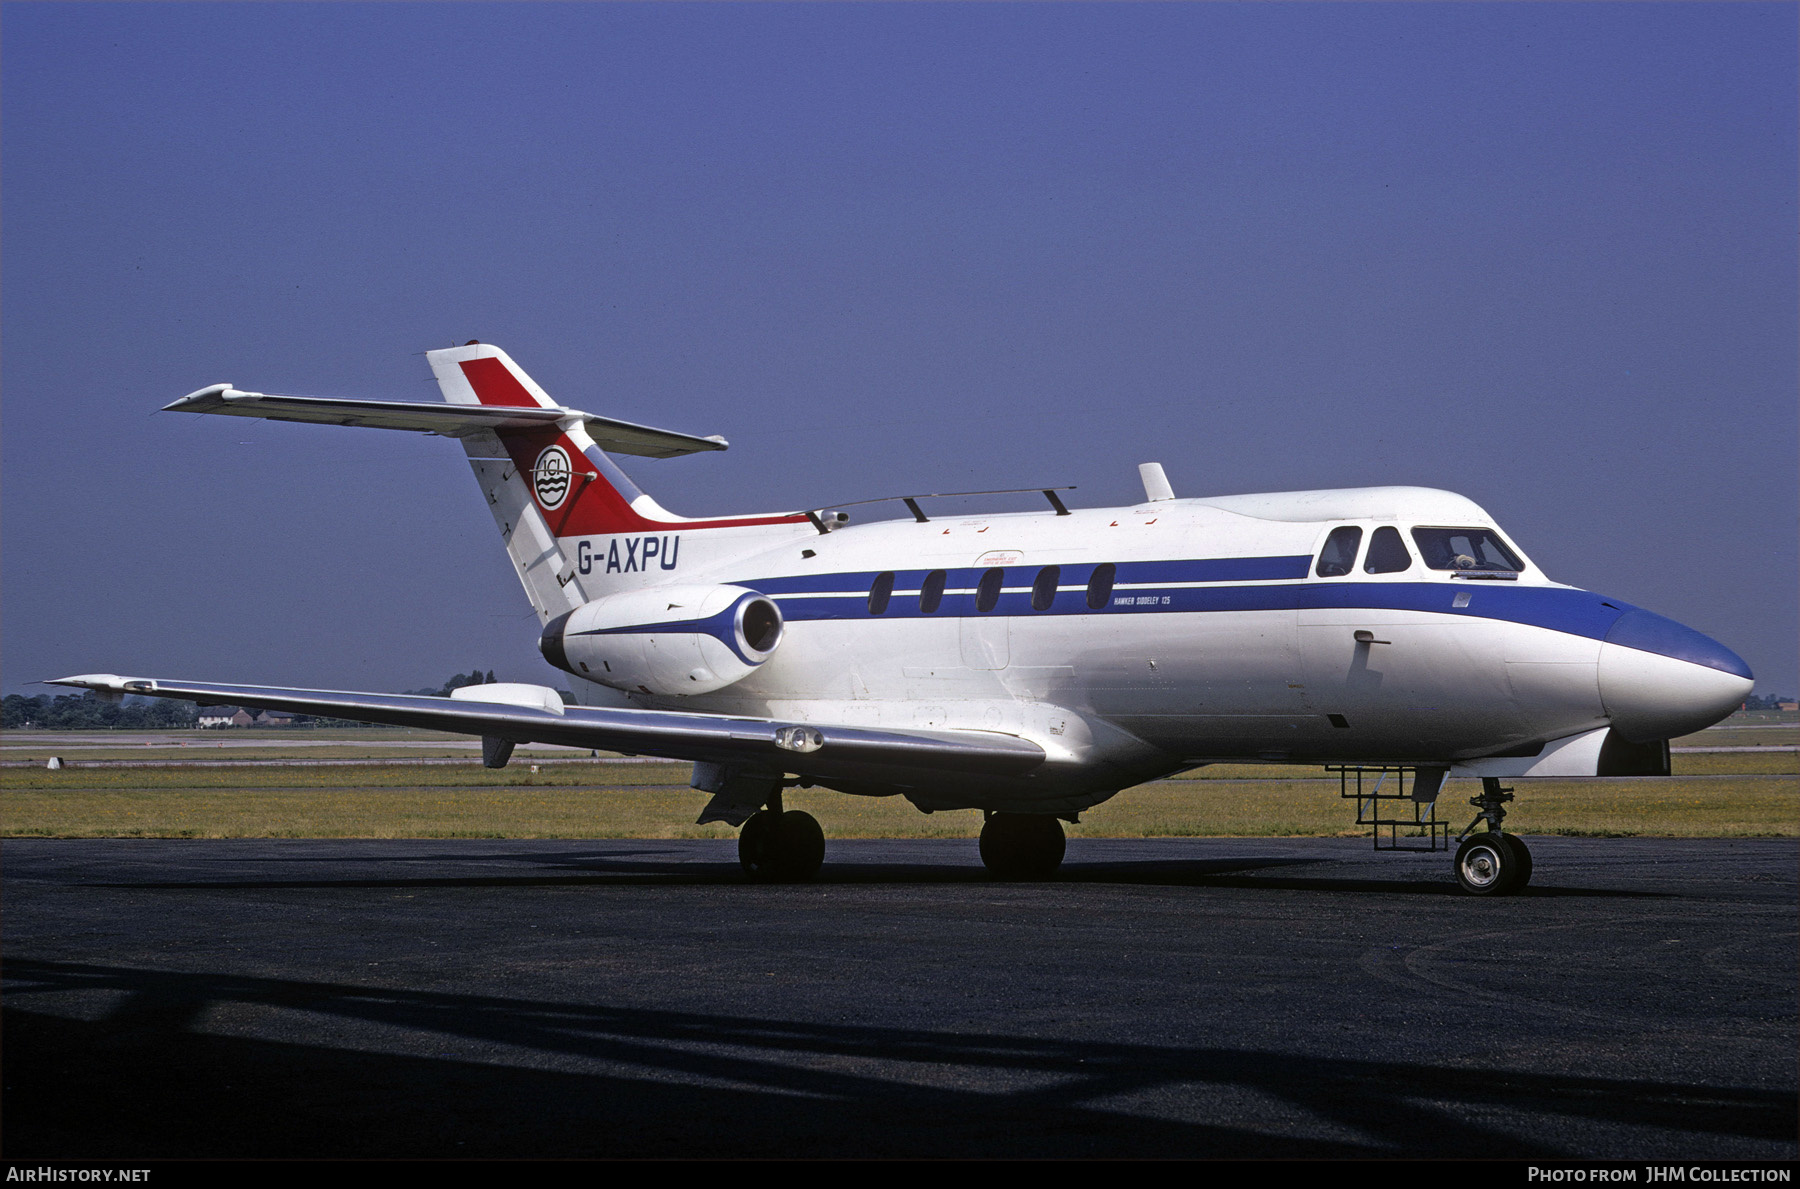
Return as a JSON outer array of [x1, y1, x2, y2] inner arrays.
[[4, 2, 1795, 697]]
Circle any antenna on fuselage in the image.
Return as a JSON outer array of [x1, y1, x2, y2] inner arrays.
[[1139, 462, 1175, 502]]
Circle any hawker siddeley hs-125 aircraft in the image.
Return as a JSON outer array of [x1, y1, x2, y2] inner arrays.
[[54, 343, 1754, 893]]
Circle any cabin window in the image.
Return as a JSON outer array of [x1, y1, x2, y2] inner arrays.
[[1411, 527, 1525, 573], [1086, 563, 1116, 609], [867, 571, 895, 615], [919, 569, 946, 614], [976, 567, 1005, 613], [1315, 526, 1363, 577], [1031, 566, 1060, 611], [1363, 526, 1413, 574]]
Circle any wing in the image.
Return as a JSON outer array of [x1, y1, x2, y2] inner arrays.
[[45, 675, 1045, 787], [163, 385, 729, 459]]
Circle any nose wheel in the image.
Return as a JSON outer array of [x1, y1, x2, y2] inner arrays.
[[979, 813, 1067, 880], [1454, 831, 1531, 895], [1454, 778, 1532, 895]]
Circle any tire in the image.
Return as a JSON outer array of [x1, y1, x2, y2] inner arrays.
[[1500, 832, 1533, 892], [1455, 832, 1519, 896], [979, 814, 1066, 881], [738, 810, 775, 874], [765, 810, 825, 882]]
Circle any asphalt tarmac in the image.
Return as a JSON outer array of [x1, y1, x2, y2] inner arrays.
[[3, 835, 1794, 1160]]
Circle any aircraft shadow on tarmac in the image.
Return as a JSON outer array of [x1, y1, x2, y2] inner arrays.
[[92, 846, 1667, 898], [4, 957, 1789, 1160]]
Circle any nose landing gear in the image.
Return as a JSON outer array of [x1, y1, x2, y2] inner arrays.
[[1455, 778, 1532, 896], [1454, 832, 1531, 895], [1331, 767, 1535, 895]]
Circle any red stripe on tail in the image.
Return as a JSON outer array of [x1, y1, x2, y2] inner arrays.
[[458, 354, 808, 535], [460, 358, 541, 407]]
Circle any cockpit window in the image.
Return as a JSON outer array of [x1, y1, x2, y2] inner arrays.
[[1411, 527, 1525, 573], [1315, 526, 1362, 578], [1363, 526, 1413, 574]]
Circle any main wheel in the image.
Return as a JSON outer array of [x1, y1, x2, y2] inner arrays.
[[979, 814, 1067, 881], [739, 809, 825, 882], [766, 810, 825, 882], [738, 809, 775, 873], [1455, 831, 1524, 896]]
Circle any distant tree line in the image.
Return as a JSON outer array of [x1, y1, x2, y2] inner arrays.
[[2, 692, 199, 729], [402, 670, 574, 704], [405, 669, 498, 697], [3, 669, 522, 730], [1743, 693, 1796, 711]]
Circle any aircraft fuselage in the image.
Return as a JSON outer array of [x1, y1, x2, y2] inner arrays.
[[558, 485, 1750, 815]]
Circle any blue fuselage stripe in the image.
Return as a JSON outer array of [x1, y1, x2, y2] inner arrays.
[[731, 562, 1634, 643], [744, 556, 1312, 596]]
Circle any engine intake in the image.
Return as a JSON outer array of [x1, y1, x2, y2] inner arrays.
[[540, 584, 784, 696]]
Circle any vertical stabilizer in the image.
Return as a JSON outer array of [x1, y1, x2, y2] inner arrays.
[[460, 427, 587, 623], [425, 344, 810, 618]]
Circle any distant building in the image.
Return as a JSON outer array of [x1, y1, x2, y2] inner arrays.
[[197, 706, 299, 727], [1779, 702, 1797, 713]]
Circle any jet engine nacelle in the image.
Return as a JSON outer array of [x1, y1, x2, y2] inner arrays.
[[538, 584, 784, 696]]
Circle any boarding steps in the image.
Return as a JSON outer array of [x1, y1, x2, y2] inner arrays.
[[1328, 766, 1453, 852]]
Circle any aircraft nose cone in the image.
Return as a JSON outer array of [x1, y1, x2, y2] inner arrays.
[[1598, 608, 1753, 742]]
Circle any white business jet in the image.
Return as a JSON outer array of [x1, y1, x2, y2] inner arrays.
[[53, 344, 1753, 894]]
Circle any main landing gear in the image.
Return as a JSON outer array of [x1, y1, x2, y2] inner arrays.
[[979, 813, 1066, 881], [1454, 777, 1533, 896], [738, 790, 825, 883]]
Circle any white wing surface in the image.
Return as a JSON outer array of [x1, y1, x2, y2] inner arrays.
[[45, 675, 1046, 785]]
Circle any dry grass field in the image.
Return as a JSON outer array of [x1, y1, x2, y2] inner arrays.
[[3, 735, 1793, 840]]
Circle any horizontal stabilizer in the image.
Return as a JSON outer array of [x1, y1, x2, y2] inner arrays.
[[46, 674, 1046, 784], [164, 385, 729, 459]]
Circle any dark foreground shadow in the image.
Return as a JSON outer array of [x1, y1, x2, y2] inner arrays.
[[91, 843, 1668, 898], [4, 958, 1790, 1160]]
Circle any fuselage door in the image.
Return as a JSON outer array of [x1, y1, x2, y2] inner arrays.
[[960, 565, 1011, 670]]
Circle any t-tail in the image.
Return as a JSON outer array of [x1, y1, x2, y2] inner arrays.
[[164, 343, 814, 628], [425, 344, 811, 622]]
